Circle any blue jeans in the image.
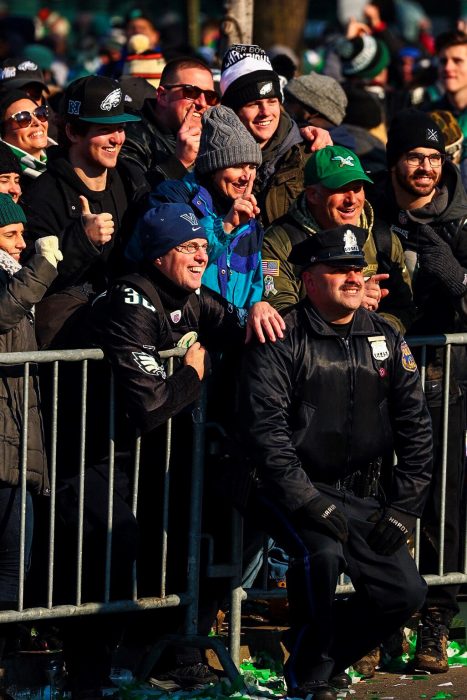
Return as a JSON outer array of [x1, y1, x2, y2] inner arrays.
[[0, 485, 33, 604]]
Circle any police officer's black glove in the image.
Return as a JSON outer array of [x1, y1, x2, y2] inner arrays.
[[366, 507, 416, 555], [417, 224, 467, 297], [294, 494, 348, 543]]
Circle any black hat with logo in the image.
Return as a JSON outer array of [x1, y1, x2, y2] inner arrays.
[[62, 76, 141, 124], [288, 224, 367, 268], [0, 58, 49, 93]]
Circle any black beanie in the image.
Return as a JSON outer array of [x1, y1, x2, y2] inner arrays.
[[0, 142, 21, 175], [386, 109, 445, 168], [221, 70, 282, 112]]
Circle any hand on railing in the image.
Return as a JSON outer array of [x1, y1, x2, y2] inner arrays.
[[184, 341, 211, 380]]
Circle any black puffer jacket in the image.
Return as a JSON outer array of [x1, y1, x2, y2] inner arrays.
[[0, 252, 57, 493], [121, 103, 189, 185], [241, 299, 433, 518]]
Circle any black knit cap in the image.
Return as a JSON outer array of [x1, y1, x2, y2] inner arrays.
[[221, 71, 282, 112], [0, 142, 21, 175], [386, 109, 445, 168]]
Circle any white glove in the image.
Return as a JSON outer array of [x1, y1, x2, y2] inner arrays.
[[35, 236, 63, 269]]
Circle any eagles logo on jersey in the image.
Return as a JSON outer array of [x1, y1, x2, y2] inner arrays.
[[132, 352, 166, 377]]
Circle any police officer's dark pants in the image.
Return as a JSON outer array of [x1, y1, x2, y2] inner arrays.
[[249, 485, 427, 688]]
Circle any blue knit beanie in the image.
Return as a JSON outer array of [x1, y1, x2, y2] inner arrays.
[[125, 203, 208, 262]]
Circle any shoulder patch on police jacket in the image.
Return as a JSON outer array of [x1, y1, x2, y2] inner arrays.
[[368, 335, 389, 361], [400, 340, 417, 372]]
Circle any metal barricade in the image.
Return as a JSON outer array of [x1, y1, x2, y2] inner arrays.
[[0, 346, 240, 683], [225, 332, 467, 665]]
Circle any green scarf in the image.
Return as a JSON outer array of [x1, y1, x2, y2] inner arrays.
[[1, 139, 48, 179]]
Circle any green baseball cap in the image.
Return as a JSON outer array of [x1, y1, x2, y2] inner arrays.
[[304, 145, 373, 189]]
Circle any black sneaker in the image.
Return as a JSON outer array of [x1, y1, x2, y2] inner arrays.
[[158, 663, 219, 688], [289, 680, 337, 700]]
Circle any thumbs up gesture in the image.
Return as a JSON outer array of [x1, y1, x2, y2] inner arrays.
[[79, 196, 114, 246]]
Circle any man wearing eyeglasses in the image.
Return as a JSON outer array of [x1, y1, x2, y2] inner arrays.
[[121, 57, 218, 184], [369, 108, 467, 674]]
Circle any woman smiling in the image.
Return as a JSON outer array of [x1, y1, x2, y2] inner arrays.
[[0, 89, 56, 189], [148, 105, 264, 309]]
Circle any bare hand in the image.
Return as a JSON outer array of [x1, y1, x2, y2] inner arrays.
[[176, 103, 202, 168], [184, 341, 210, 381], [299, 126, 333, 151], [362, 273, 389, 311], [346, 17, 372, 38], [245, 301, 286, 344], [223, 176, 260, 232], [80, 196, 114, 246]]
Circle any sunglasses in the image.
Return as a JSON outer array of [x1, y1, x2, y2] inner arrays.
[[7, 105, 49, 129], [163, 84, 219, 106]]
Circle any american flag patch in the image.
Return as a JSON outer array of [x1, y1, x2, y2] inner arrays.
[[262, 259, 280, 276]]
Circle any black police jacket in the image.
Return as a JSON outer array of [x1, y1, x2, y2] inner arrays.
[[241, 299, 433, 518]]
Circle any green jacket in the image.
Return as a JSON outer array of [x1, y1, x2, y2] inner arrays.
[[254, 111, 311, 228], [261, 194, 415, 334]]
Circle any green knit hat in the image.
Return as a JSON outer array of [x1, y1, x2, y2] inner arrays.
[[0, 193, 27, 226]]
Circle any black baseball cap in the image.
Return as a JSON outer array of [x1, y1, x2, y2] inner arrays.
[[288, 224, 367, 268], [0, 58, 49, 93], [62, 76, 141, 124]]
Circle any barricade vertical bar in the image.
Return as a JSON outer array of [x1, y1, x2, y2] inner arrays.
[[18, 362, 30, 612], [414, 343, 427, 570], [438, 344, 451, 576], [131, 430, 141, 601], [76, 360, 88, 606], [105, 373, 115, 603], [229, 508, 243, 666], [161, 356, 174, 598], [47, 361, 59, 607], [261, 535, 269, 590], [185, 385, 206, 635]]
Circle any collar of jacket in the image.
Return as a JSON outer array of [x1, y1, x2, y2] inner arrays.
[[141, 263, 193, 312], [301, 297, 385, 337], [257, 111, 302, 183]]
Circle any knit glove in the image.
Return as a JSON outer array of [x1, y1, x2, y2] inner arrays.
[[417, 224, 467, 297], [366, 507, 416, 555], [294, 494, 348, 543], [35, 236, 63, 269]]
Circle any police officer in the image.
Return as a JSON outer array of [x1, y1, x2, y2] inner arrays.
[[240, 224, 433, 700]]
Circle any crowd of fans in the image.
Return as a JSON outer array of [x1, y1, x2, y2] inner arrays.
[[0, 1, 465, 698]]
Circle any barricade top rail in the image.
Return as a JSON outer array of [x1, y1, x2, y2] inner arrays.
[[407, 332, 467, 346], [0, 346, 186, 364]]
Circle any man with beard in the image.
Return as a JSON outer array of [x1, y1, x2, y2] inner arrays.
[[369, 108, 467, 674], [240, 224, 432, 700]]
